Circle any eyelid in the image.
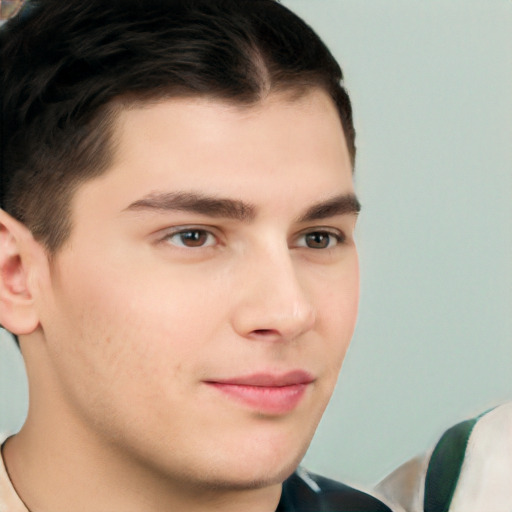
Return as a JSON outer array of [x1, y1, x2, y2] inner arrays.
[[158, 225, 221, 248], [293, 227, 347, 249]]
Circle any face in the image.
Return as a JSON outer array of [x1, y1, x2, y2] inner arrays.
[[33, 89, 359, 489]]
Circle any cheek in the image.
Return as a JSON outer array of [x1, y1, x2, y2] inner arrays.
[[42, 264, 226, 450], [316, 256, 359, 371], [46, 254, 225, 390]]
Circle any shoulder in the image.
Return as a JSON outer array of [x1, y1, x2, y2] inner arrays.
[[377, 402, 512, 512], [281, 467, 394, 512]]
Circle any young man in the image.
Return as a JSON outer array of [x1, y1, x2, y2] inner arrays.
[[0, 0, 393, 510]]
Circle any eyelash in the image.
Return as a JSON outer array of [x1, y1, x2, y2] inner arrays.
[[160, 226, 346, 250], [162, 228, 218, 249], [296, 230, 346, 250]]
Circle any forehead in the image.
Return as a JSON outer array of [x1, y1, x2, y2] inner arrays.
[[72, 89, 353, 221], [113, 89, 347, 169]]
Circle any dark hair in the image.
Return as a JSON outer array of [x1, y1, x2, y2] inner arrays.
[[0, 0, 356, 253]]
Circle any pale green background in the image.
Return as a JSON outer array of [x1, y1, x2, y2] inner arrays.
[[1, 0, 511, 487]]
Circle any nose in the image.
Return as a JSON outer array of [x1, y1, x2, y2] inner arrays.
[[231, 244, 316, 342]]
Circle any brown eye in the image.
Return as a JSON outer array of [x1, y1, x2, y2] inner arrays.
[[300, 231, 344, 249], [166, 229, 215, 248], [305, 232, 331, 249]]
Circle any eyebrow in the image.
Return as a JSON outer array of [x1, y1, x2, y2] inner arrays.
[[297, 193, 361, 222], [125, 192, 256, 221], [125, 191, 360, 222]]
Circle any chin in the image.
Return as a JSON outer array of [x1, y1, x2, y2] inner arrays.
[[193, 433, 310, 492], [196, 458, 301, 493]]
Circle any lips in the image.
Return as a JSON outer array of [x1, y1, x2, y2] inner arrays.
[[204, 370, 314, 415]]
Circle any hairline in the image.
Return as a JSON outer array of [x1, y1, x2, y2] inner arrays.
[[45, 83, 354, 256]]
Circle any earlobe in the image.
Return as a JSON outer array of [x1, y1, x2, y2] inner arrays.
[[0, 209, 41, 335]]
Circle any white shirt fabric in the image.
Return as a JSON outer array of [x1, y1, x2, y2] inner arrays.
[[377, 402, 512, 512]]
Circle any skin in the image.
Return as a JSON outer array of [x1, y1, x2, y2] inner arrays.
[[0, 88, 359, 512]]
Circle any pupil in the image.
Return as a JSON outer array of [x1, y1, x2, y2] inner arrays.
[[307, 233, 329, 249], [182, 230, 206, 247]]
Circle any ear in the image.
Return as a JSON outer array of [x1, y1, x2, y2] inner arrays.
[[0, 209, 41, 335]]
